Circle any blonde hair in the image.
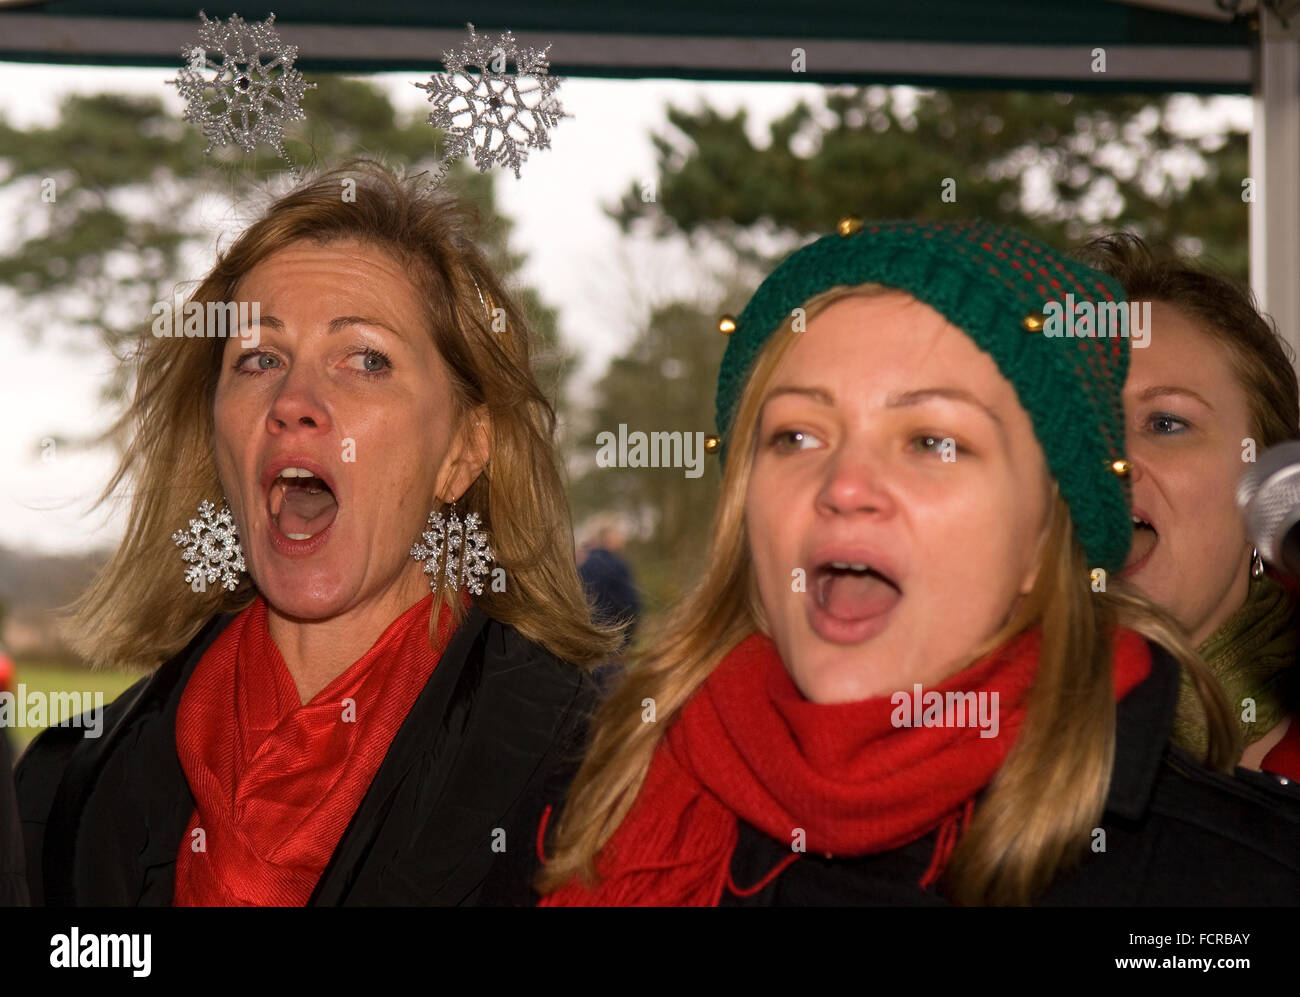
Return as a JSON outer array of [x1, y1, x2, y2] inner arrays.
[[538, 284, 1238, 905], [66, 159, 620, 671]]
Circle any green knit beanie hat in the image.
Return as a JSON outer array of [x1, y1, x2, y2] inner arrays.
[[714, 218, 1134, 574]]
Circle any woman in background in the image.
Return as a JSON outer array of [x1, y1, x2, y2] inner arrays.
[[1082, 234, 1300, 780]]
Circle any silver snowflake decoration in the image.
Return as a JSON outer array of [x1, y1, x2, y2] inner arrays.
[[168, 12, 315, 168], [173, 499, 246, 592], [458, 513, 494, 595], [411, 509, 494, 596], [415, 23, 568, 180]]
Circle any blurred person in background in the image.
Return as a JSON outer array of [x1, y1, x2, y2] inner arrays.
[[578, 514, 641, 693], [1082, 234, 1300, 781]]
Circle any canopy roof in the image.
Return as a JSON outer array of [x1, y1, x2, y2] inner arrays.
[[0, 1, 1252, 91]]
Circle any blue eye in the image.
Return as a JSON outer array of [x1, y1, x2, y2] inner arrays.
[[1149, 413, 1188, 434], [346, 348, 392, 375], [234, 351, 280, 373]]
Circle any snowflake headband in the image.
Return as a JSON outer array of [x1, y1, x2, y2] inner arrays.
[[168, 15, 568, 189], [415, 23, 569, 188], [167, 12, 315, 177]]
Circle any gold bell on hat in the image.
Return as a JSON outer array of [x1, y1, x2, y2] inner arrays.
[[1021, 312, 1047, 333], [704, 434, 722, 454], [718, 315, 737, 335], [1110, 458, 1132, 478], [836, 216, 863, 237]]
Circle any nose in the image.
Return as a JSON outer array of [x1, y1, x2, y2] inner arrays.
[[266, 364, 332, 437], [815, 446, 896, 518]]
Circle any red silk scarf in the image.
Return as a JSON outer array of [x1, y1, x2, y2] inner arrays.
[[173, 592, 460, 906], [540, 626, 1152, 906]]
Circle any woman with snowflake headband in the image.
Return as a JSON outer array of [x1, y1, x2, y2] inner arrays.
[[15, 160, 620, 907], [483, 219, 1300, 907]]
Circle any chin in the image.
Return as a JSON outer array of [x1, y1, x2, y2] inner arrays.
[[787, 643, 888, 704], [1125, 571, 1171, 609], [256, 570, 355, 621]]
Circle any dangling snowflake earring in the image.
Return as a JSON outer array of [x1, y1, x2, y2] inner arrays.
[[410, 502, 494, 596], [173, 499, 246, 591]]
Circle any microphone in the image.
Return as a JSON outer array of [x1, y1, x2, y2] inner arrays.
[[1238, 440, 1300, 578]]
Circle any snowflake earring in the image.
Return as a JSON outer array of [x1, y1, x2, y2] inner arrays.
[[410, 502, 494, 596], [173, 499, 246, 592]]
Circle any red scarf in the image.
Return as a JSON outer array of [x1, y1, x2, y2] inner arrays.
[[173, 593, 461, 906], [540, 626, 1151, 906], [1262, 720, 1300, 781]]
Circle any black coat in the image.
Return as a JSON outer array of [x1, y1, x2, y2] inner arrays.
[[481, 640, 1300, 905], [1, 732, 28, 906], [16, 604, 594, 906]]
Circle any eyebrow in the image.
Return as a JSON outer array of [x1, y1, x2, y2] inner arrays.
[[762, 385, 1004, 428], [254, 315, 405, 339], [1132, 384, 1215, 411], [887, 388, 1004, 428], [763, 385, 834, 406]]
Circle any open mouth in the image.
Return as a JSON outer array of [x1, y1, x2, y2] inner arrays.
[[267, 467, 338, 541], [813, 561, 903, 622], [1122, 514, 1158, 575]]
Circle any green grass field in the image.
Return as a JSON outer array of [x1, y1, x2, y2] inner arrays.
[[5, 659, 141, 755]]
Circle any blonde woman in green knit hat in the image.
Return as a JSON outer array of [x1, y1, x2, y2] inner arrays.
[[484, 219, 1300, 907], [1081, 233, 1300, 780]]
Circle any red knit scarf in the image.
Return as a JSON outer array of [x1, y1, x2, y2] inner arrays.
[[540, 626, 1152, 906], [173, 592, 461, 906]]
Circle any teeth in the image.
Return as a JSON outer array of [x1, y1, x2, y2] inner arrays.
[[278, 467, 315, 479], [285, 532, 315, 540], [829, 561, 870, 571]]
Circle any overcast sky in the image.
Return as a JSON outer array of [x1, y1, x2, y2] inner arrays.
[[0, 62, 826, 555]]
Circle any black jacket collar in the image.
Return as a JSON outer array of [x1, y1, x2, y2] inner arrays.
[[1104, 639, 1182, 820], [44, 603, 501, 905], [44, 611, 234, 904], [307, 605, 492, 904]]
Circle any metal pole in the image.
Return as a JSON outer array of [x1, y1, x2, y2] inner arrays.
[[1250, 11, 1300, 368]]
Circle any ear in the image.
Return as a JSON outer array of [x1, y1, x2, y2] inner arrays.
[[1018, 540, 1044, 596], [434, 406, 492, 503]]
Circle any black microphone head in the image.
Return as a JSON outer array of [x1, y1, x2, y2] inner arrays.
[[1239, 440, 1300, 565]]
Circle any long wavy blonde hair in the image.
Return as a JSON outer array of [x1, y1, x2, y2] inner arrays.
[[538, 284, 1238, 905], [66, 159, 619, 671]]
